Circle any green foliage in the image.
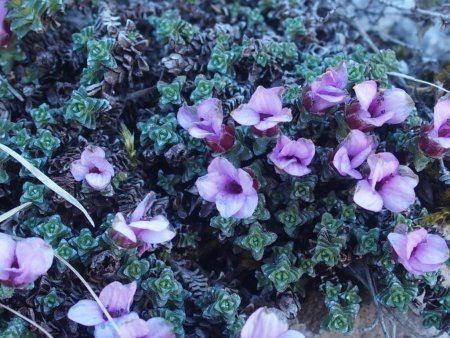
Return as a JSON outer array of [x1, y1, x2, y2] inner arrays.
[[313, 232, 347, 267], [87, 38, 117, 69], [234, 222, 277, 260], [378, 276, 418, 312], [35, 287, 63, 314], [64, 87, 111, 129], [322, 303, 359, 333], [314, 213, 343, 234], [36, 215, 71, 245], [210, 215, 238, 237], [0, 284, 15, 300], [0, 317, 36, 338], [72, 26, 95, 51], [150, 309, 185, 337], [208, 45, 238, 77], [142, 268, 188, 307], [20, 182, 48, 211], [157, 76, 186, 106], [353, 228, 380, 255], [0, 75, 14, 99], [123, 257, 150, 281], [261, 254, 301, 292], [290, 175, 317, 202], [31, 129, 60, 156], [6, 0, 64, 39], [10, 128, 30, 151], [421, 310, 444, 329], [71, 228, 99, 257], [282, 16, 306, 40], [148, 12, 198, 44], [200, 287, 241, 322], [29, 104, 56, 128], [138, 113, 182, 155]]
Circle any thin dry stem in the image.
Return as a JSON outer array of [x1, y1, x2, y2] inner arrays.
[[53, 253, 121, 335], [0, 202, 33, 224], [387, 72, 450, 93], [0, 302, 53, 338]]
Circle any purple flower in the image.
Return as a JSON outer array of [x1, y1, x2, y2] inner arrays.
[[71, 146, 115, 191], [388, 228, 449, 275], [177, 98, 234, 152], [112, 193, 176, 252], [302, 61, 349, 114], [196, 157, 258, 219], [331, 129, 377, 179], [0, 233, 54, 288], [231, 86, 292, 134], [240, 307, 305, 338], [268, 135, 315, 177], [420, 95, 450, 158], [0, 0, 11, 47], [353, 152, 419, 212], [95, 312, 175, 338], [345, 80, 414, 131], [68, 281, 138, 336]]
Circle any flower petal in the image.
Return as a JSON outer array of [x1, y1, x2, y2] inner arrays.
[[99, 281, 137, 316], [177, 105, 198, 130], [216, 192, 246, 218], [233, 192, 259, 219], [353, 179, 383, 212], [137, 224, 176, 245], [94, 313, 139, 338], [0, 233, 16, 281], [195, 173, 226, 202], [68, 300, 105, 326], [147, 317, 176, 338], [247, 86, 283, 115], [413, 234, 449, 265], [10, 237, 53, 286], [434, 95, 450, 132], [240, 307, 289, 338], [129, 215, 170, 231], [231, 105, 261, 126], [118, 317, 150, 338], [278, 330, 306, 338], [70, 160, 89, 181], [354, 80, 377, 111], [85, 172, 112, 190], [388, 233, 409, 260], [381, 88, 415, 124], [112, 213, 137, 243], [367, 152, 399, 187], [378, 166, 418, 213], [81, 146, 106, 165], [130, 192, 156, 222]]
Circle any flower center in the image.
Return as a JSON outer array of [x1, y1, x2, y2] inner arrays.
[[226, 181, 243, 194]]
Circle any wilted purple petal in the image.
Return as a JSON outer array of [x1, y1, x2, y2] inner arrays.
[[112, 213, 137, 243], [0, 0, 10, 47], [99, 281, 137, 318], [147, 317, 176, 338], [0, 233, 16, 281], [68, 300, 105, 326], [353, 180, 383, 212]]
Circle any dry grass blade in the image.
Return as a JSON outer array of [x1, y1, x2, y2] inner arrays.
[[0, 202, 33, 224], [53, 253, 121, 335], [0, 302, 54, 338], [0, 143, 95, 227]]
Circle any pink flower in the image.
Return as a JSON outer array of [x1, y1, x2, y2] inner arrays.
[[302, 62, 349, 114], [231, 86, 292, 134], [331, 130, 377, 179], [0, 0, 11, 47], [112, 193, 176, 252], [268, 135, 315, 177], [0, 233, 54, 288], [177, 98, 234, 152], [353, 152, 418, 212], [71, 146, 115, 190], [345, 80, 414, 131], [419, 95, 450, 158], [95, 312, 175, 338], [388, 228, 449, 275], [196, 157, 258, 219], [240, 307, 305, 338]]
